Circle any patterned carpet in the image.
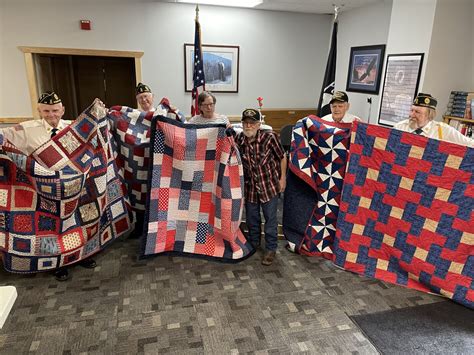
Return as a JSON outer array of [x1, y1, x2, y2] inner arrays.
[[0, 235, 442, 354]]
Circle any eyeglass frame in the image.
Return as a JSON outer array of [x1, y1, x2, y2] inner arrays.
[[200, 102, 215, 107], [241, 120, 261, 127]]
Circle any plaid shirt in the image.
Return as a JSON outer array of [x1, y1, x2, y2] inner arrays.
[[235, 130, 285, 203]]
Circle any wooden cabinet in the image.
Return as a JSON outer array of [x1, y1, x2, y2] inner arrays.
[[261, 108, 317, 134]]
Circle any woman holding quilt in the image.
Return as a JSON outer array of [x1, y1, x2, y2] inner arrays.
[[188, 91, 230, 126]]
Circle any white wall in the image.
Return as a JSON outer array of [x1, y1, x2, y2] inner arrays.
[[385, 0, 437, 95], [336, 1, 393, 123], [423, 0, 473, 117], [467, 5, 474, 90], [0, 0, 331, 118]]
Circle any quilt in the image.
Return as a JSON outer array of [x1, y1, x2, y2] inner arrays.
[[107, 100, 184, 211], [141, 117, 254, 262], [0, 103, 133, 273], [334, 122, 474, 309], [283, 115, 352, 258]]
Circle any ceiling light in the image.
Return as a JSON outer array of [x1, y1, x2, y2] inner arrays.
[[176, 0, 262, 8]]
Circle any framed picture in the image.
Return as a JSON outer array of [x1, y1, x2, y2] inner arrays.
[[377, 53, 424, 127], [184, 44, 239, 93], [346, 44, 386, 94]]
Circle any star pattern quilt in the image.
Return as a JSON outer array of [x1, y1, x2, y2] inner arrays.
[[334, 122, 474, 309], [141, 117, 254, 262], [107, 100, 185, 211], [0, 103, 133, 273], [283, 115, 352, 258]]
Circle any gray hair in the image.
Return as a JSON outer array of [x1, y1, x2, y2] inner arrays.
[[427, 107, 436, 121], [198, 91, 216, 106]]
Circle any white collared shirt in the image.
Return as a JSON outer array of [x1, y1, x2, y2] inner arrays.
[[321, 113, 360, 123], [394, 119, 474, 147], [1, 118, 71, 155], [138, 106, 156, 113]]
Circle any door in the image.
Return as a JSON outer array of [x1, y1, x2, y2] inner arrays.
[[35, 54, 137, 119]]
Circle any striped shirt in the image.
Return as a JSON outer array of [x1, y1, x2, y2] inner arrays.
[[235, 130, 285, 203], [187, 114, 229, 125]]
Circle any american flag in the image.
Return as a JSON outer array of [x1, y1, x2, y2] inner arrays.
[[191, 7, 205, 116]]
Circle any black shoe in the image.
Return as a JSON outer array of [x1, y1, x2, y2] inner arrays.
[[79, 258, 97, 269], [54, 268, 70, 281]]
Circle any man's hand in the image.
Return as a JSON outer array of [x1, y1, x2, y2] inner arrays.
[[279, 177, 286, 192], [225, 126, 236, 137], [92, 98, 108, 117]]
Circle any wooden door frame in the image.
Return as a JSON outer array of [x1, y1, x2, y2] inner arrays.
[[19, 46, 144, 119]]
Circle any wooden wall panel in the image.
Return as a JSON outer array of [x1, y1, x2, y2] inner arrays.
[[261, 108, 317, 134]]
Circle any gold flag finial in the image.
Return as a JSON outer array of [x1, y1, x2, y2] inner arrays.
[[195, 4, 199, 21]]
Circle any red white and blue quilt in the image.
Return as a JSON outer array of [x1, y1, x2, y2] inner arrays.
[[0, 103, 133, 273], [334, 122, 474, 309], [107, 99, 184, 211], [283, 115, 352, 258], [141, 117, 254, 262]]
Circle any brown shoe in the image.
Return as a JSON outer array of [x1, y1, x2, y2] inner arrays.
[[261, 251, 276, 266]]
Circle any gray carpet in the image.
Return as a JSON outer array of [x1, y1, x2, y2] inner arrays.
[[0, 237, 446, 354], [350, 301, 474, 354]]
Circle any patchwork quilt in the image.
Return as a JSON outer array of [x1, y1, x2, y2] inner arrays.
[[107, 99, 184, 211], [283, 115, 352, 258], [334, 122, 474, 309], [0, 103, 133, 273], [141, 117, 254, 262]]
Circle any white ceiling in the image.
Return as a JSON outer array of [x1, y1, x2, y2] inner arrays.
[[160, 0, 386, 15]]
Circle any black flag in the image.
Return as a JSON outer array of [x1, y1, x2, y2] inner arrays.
[[317, 20, 338, 117]]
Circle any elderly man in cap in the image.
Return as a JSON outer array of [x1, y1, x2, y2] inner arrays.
[[119, 83, 184, 239], [321, 91, 360, 123], [2, 92, 71, 154], [135, 82, 185, 120], [136, 82, 156, 112], [0, 91, 97, 281], [394, 93, 474, 147], [235, 108, 287, 266]]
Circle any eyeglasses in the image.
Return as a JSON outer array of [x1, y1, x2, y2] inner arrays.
[[200, 103, 215, 107], [242, 120, 259, 127]]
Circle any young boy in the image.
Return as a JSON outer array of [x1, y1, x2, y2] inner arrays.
[[235, 109, 287, 265]]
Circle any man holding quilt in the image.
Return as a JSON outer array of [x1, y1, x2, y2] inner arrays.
[[136, 82, 185, 120], [2, 92, 71, 155], [0, 91, 97, 281], [321, 91, 360, 123], [235, 108, 287, 266], [394, 92, 474, 147], [108, 83, 185, 239]]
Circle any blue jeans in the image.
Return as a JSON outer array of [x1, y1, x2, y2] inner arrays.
[[245, 195, 279, 252]]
